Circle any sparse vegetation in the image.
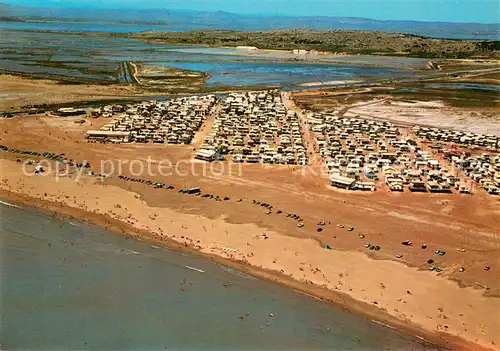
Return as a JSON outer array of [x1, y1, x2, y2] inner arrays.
[[133, 30, 500, 59]]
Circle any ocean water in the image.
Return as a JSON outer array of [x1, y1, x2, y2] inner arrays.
[[0, 201, 442, 350]]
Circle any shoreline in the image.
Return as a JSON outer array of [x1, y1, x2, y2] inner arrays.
[[0, 186, 490, 351]]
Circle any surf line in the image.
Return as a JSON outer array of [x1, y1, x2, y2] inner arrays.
[[184, 265, 205, 273], [0, 200, 21, 208]]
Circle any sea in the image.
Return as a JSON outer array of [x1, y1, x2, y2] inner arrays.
[[0, 201, 443, 350]]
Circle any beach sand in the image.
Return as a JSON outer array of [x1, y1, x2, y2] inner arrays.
[[1, 156, 499, 351]]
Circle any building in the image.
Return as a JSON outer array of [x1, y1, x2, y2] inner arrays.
[[56, 107, 86, 116], [195, 149, 216, 162], [236, 46, 258, 51], [355, 181, 376, 191], [86, 130, 130, 143], [409, 181, 427, 192], [330, 175, 356, 189]]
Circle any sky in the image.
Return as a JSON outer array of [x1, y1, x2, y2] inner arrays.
[[3, 0, 500, 23]]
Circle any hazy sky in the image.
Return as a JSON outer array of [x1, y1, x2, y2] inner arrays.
[[5, 0, 500, 23]]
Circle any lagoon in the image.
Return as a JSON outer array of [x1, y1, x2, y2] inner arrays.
[[0, 30, 418, 87]]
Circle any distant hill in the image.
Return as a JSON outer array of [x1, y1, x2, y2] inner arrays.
[[1, 6, 499, 40], [0, 16, 24, 22]]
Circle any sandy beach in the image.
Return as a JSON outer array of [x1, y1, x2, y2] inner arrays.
[[1, 155, 499, 351]]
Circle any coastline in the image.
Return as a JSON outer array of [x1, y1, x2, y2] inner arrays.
[[1, 157, 498, 351], [0, 190, 455, 350]]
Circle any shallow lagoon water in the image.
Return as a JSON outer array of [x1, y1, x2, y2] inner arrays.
[[0, 30, 419, 87], [0, 21, 216, 33], [424, 83, 500, 92], [0, 201, 441, 350], [2, 24, 495, 89], [1, 20, 498, 40], [161, 61, 416, 87]]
